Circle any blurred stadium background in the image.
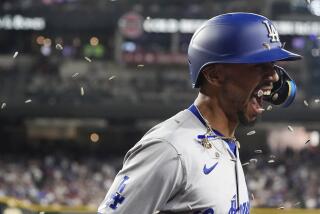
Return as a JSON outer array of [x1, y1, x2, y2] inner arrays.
[[0, 0, 320, 213]]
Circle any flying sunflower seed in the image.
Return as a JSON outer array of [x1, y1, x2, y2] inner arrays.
[[1, 102, 6, 109], [80, 87, 84, 96], [272, 93, 279, 101], [288, 125, 294, 132], [242, 162, 249, 166], [254, 149, 262, 154], [72, 72, 79, 78], [268, 159, 275, 163], [55, 44, 63, 50], [305, 139, 310, 144], [13, 51, 19, 59], [146, 16, 151, 20], [137, 64, 144, 68], [278, 206, 285, 209], [315, 99, 320, 103], [25, 99, 32, 103], [266, 105, 272, 111], [236, 141, 241, 149], [109, 75, 116, 80], [247, 130, 256, 136], [304, 100, 309, 107], [84, 57, 92, 62], [251, 193, 255, 201], [249, 158, 258, 164]]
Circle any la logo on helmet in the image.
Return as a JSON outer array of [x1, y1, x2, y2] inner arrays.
[[262, 20, 280, 42]]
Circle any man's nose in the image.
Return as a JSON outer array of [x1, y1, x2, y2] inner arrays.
[[271, 69, 279, 82], [265, 67, 279, 83]]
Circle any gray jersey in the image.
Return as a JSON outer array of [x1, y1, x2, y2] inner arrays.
[[98, 109, 250, 214]]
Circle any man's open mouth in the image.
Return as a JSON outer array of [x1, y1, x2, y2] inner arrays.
[[249, 87, 272, 114]]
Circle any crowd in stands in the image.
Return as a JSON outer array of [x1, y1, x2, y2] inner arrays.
[[245, 148, 320, 208], [0, 148, 319, 209], [0, 154, 117, 207]]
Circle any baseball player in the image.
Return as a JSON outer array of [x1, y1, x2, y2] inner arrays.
[[98, 12, 301, 214]]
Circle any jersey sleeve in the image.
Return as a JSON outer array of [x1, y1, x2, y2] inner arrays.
[[97, 139, 186, 214]]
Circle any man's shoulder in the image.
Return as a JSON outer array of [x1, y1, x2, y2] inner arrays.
[[135, 109, 206, 154], [143, 109, 193, 134]]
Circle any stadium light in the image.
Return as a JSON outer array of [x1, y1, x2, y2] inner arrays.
[[309, 0, 320, 16]]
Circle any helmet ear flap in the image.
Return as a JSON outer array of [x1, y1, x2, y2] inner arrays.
[[263, 65, 297, 107], [268, 80, 296, 107], [280, 80, 297, 107], [195, 64, 215, 88]]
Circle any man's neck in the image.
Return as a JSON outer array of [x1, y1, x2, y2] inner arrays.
[[194, 93, 237, 138]]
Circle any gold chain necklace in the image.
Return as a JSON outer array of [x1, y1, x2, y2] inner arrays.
[[198, 113, 240, 150]]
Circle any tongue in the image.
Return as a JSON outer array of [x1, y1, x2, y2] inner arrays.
[[251, 96, 264, 114]]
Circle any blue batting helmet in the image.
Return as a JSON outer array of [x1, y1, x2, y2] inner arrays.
[[188, 12, 302, 88]]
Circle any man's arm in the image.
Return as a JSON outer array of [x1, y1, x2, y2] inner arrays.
[[98, 139, 185, 214]]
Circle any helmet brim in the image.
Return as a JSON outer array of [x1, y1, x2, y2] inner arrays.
[[193, 48, 302, 88], [223, 48, 302, 64]]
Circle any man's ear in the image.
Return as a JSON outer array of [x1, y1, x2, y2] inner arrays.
[[202, 65, 224, 87]]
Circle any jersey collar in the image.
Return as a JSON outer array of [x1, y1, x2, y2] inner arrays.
[[188, 104, 224, 137], [188, 104, 237, 157]]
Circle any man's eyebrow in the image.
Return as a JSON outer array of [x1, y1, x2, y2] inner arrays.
[[252, 64, 265, 69], [253, 63, 274, 68]]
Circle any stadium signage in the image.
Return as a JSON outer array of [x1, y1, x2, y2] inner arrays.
[[119, 12, 144, 39], [143, 18, 320, 36], [0, 14, 45, 30], [143, 18, 204, 33]]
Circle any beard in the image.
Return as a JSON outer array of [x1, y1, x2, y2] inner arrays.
[[237, 111, 258, 127]]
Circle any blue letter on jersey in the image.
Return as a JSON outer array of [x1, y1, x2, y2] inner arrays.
[[228, 194, 250, 214], [109, 192, 125, 210], [109, 176, 130, 210]]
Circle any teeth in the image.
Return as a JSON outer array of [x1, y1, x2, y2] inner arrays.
[[257, 90, 264, 97], [263, 90, 271, 95], [256, 89, 271, 97]]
